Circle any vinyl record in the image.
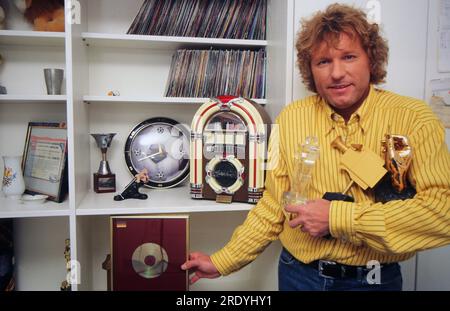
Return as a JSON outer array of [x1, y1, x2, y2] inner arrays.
[[131, 243, 169, 279]]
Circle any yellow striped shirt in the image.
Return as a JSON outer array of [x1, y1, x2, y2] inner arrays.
[[211, 85, 450, 276]]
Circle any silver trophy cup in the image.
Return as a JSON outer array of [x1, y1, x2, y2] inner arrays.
[[91, 133, 116, 193]]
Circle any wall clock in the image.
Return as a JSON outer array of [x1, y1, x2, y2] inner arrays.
[[124, 117, 190, 188]]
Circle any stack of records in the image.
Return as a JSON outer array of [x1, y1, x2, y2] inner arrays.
[[128, 0, 266, 40], [165, 49, 266, 99]]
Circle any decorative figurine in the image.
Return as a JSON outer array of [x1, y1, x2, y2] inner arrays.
[[282, 136, 320, 220], [60, 238, 71, 291], [107, 90, 120, 96], [113, 169, 149, 201], [91, 133, 116, 193]]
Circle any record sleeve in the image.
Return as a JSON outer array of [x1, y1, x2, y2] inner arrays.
[[111, 215, 189, 291]]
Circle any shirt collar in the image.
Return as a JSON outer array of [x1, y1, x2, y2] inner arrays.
[[318, 84, 377, 135]]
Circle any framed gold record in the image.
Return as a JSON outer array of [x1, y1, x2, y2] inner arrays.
[[110, 215, 189, 291]]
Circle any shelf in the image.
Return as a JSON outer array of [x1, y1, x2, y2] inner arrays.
[[0, 30, 65, 47], [76, 184, 253, 216], [82, 33, 267, 50], [0, 95, 67, 103], [83, 95, 266, 105], [0, 196, 70, 219]]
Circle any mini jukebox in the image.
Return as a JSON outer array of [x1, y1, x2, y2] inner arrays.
[[190, 96, 271, 203]]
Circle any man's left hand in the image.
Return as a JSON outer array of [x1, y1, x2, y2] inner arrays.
[[285, 199, 331, 238]]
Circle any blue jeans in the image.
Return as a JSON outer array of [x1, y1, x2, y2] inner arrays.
[[278, 248, 403, 291]]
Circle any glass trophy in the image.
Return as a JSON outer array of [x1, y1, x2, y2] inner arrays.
[[282, 136, 320, 220], [91, 133, 116, 193]]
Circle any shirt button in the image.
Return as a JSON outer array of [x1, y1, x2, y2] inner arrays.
[[341, 236, 348, 243], [331, 113, 339, 121]]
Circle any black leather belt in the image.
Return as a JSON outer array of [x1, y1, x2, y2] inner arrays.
[[306, 260, 396, 279]]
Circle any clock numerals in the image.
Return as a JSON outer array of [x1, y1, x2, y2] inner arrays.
[[155, 171, 166, 181], [133, 149, 142, 156]]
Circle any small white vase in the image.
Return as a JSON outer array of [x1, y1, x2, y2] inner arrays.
[[2, 156, 26, 200]]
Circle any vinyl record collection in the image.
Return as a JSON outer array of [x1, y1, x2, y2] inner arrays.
[[127, 0, 267, 40], [165, 49, 266, 98]]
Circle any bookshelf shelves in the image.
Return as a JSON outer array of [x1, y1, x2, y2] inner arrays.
[[81, 32, 267, 50], [0, 30, 65, 47], [76, 185, 252, 216], [0, 95, 67, 103], [83, 95, 266, 105], [0, 0, 292, 291], [0, 196, 70, 219]]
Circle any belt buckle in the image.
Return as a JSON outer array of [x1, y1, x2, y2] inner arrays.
[[318, 260, 338, 279]]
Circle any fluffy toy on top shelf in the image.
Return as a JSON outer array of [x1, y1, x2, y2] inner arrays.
[[14, 0, 65, 32]]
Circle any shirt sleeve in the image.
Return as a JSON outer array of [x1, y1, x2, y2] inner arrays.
[[329, 116, 450, 254], [210, 119, 289, 275]]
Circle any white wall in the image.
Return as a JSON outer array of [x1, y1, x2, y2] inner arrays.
[[416, 0, 450, 291], [292, 0, 432, 291]]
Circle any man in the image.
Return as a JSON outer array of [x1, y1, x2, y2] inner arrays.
[[181, 4, 450, 290]]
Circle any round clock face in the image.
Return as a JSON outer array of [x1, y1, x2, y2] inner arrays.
[[125, 117, 190, 188]]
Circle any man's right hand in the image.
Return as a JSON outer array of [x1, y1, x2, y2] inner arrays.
[[181, 252, 221, 284]]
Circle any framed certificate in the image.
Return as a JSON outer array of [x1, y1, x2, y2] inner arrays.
[[110, 215, 189, 291], [22, 122, 68, 203]]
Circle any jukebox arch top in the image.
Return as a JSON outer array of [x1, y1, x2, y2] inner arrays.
[[190, 96, 271, 203]]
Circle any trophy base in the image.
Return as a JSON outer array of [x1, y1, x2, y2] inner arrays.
[[94, 173, 116, 193]]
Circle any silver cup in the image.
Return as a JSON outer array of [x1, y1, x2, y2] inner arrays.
[[44, 68, 64, 95], [91, 133, 116, 175]]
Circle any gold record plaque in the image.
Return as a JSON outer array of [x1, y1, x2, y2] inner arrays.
[[190, 96, 271, 203], [111, 215, 189, 291], [131, 243, 169, 279]]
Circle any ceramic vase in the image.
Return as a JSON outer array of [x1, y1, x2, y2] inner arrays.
[[2, 156, 25, 199]]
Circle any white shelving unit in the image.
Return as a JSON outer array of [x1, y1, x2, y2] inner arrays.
[[0, 0, 294, 291], [81, 32, 268, 49], [0, 196, 71, 219], [0, 30, 65, 46], [76, 186, 253, 216], [83, 95, 267, 105], [0, 94, 67, 103]]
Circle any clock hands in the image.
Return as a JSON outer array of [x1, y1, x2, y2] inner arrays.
[[138, 144, 167, 163], [138, 150, 161, 162]]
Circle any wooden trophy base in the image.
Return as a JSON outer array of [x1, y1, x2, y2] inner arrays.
[[94, 173, 116, 193]]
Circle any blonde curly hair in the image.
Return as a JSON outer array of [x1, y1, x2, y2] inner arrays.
[[296, 4, 389, 93]]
